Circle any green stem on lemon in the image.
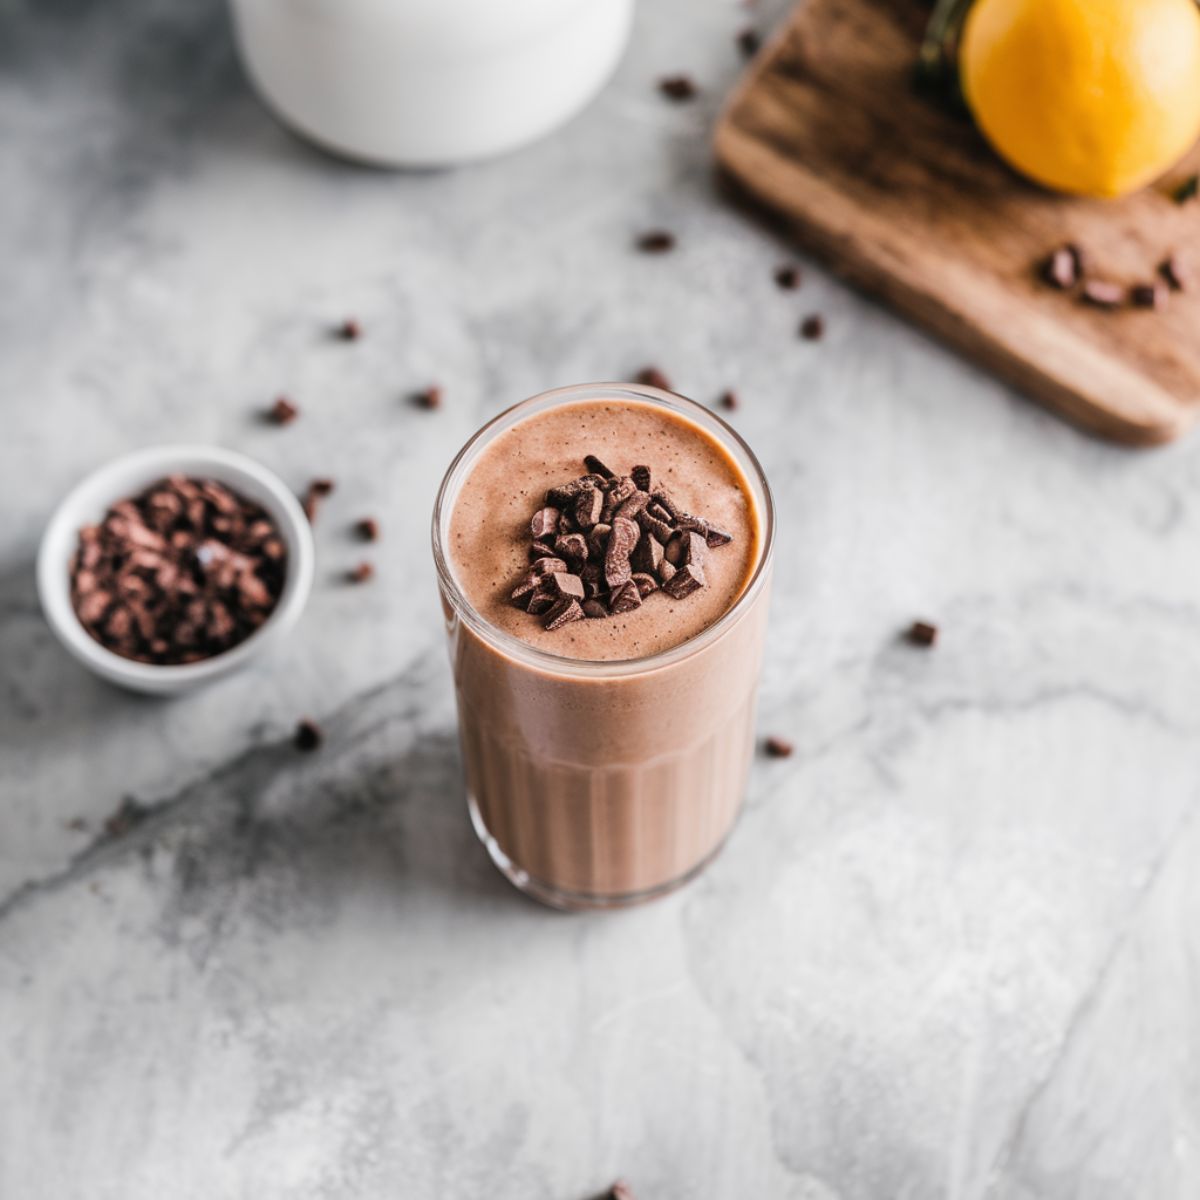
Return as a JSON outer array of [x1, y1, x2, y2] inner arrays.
[[915, 0, 976, 102]]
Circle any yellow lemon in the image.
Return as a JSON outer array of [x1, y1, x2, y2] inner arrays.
[[960, 0, 1200, 197]]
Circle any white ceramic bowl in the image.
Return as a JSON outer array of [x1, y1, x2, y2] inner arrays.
[[37, 445, 314, 696], [229, 0, 635, 167]]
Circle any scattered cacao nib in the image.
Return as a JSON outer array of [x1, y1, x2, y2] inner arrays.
[[414, 385, 443, 410], [1081, 281, 1124, 310], [69, 475, 287, 666], [104, 796, 150, 839], [509, 455, 737, 629], [1160, 254, 1188, 293], [908, 620, 939, 647], [774, 265, 801, 290], [295, 718, 323, 751], [1174, 174, 1199, 205], [1130, 282, 1167, 311], [636, 231, 675, 254], [634, 366, 672, 391], [800, 314, 825, 340], [1041, 245, 1079, 290], [337, 318, 361, 341], [301, 478, 335, 523], [764, 736, 794, 759], [269, 396, 299, 425], [544, 597, 584, 630], [737, 27, 762, 57], [719, 390, 739, 411], [355, 516, 380, 542], [347, 561, 374, 584], [659, 75, 698, 101]]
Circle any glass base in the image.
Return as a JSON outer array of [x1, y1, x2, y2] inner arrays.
[[467, 792, 732, 911]]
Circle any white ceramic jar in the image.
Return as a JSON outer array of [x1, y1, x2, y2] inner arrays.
[[229, 0, 635, 167]]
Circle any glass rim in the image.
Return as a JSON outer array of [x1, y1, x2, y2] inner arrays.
[[431, 381, 776, 679]]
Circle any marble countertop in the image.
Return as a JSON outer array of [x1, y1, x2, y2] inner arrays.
[[3, 1, 1199, 1196]]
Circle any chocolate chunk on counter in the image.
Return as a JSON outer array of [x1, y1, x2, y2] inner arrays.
[[764, 736, 794, 759], [634, 366, 671, 390], [295, 719, 323, 752], [908, 620, 939, 647]]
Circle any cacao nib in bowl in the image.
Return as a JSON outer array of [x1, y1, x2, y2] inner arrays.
[[37, 446, 314, 695]]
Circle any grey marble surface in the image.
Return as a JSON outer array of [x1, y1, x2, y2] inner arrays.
[[3, 1, 1200, 1197]]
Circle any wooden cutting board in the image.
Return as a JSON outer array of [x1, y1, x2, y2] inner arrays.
[[715, 0, 1200, 445]]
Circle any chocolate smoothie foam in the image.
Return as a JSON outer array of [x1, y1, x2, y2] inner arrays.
[[435, 385, 774, 907]]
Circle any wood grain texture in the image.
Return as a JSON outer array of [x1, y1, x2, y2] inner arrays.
[[715, 0, 1200, 445]]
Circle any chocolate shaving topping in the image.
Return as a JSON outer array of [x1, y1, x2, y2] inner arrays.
[[574, 485, 604, 530], [584, 454, 615, 480], [662, 562, 705, 599], [295, 719, 323, 752], [631, 572, 659, 598], [543, 597, 584, 630], [554, 532, 588, 563], [609, 580, 643, 614], [509, 455, 737, 631], [547, 571, 585, 600], [531, 507, 560, 540], [604, 516, 639, 588]]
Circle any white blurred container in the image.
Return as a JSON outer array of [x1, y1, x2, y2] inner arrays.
[[229, 0, 635, 167]]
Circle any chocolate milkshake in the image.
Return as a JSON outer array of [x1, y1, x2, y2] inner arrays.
[[432, 382, 774, 908]]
